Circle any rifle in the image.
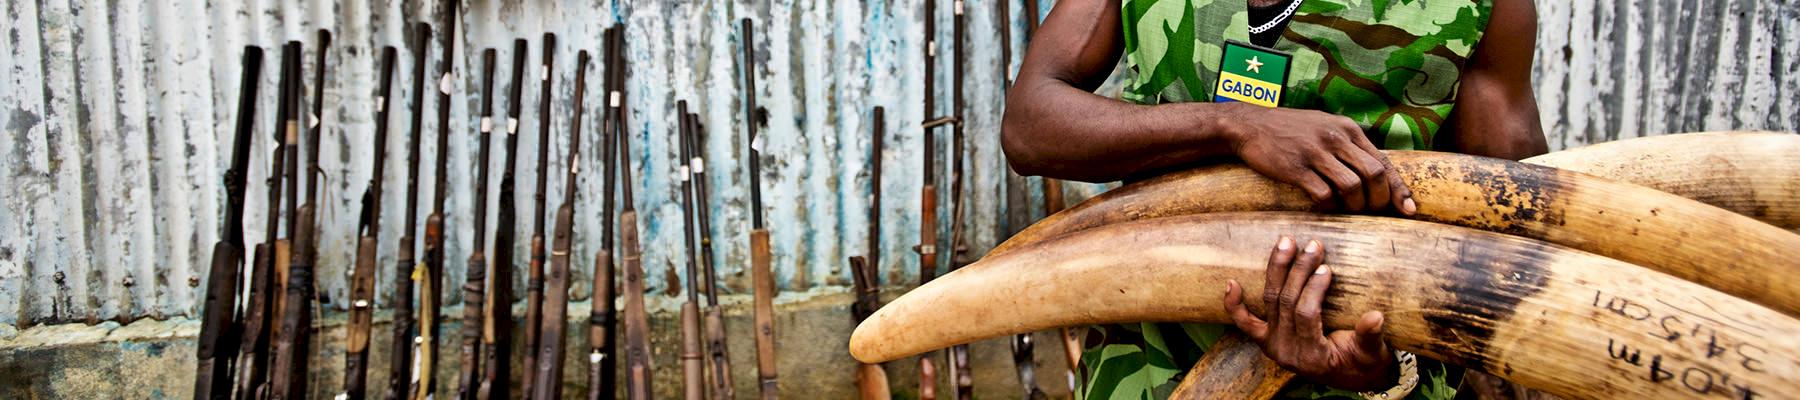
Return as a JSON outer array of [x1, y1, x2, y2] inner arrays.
[[418, 3, 462, 396], [738, 18, 780, 400], [1024, 0, 1041, 37], [476, 39, 527, 400], [532, 47, 587, 400], [851, 107, 891, 400], [387, 23, 431, 400], [520, 33, 556, 400], [270, 29, 330, 400], [915, 0, 943, 398], [945, 2, 975, 398], [194, 45, 260, 400], [676, 101, 707, 400], [344, 45, 399, 400], [456, 48, 498, 400], [235, 40, 297, 400], [688, 113, 735, 400], [614, 25, 656, 400], [995, 3, 1045, 397], [583, 28, 617, 400], [585, 33, 620, 398], [1043, 180, 1081, 393]]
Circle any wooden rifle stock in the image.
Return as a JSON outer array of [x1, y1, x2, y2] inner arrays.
[[195, 45, 260, 400], [387, 23, 429, 400], [237, 41, 298, 399], [343, 46, 398, 400], [270, 30, 330, 400], [738, 18, 780, 400], [612, 26, 656, 400], [688, 113, 735, 400], [531, 48, 586, 400], [475, 39, 528, 400], [418, 3, 461, 396], [676, 101, 707, 400], [456, 48, 498, 400]]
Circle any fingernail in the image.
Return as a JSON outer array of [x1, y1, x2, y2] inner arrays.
[[1278, 237, 1293, 250], [1315, 265, 1329, 275], [1305, 240, 1321, 253], [1403, 198, 1417, 214]]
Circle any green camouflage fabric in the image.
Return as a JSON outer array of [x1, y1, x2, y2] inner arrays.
[[1086, 0, 1492, 398], [1120, 0, 1491, 148]]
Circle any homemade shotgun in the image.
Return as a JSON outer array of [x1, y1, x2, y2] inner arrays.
[[583, 28, 617, 400], [418, 3, 462, 397], [194, 45, 260, 400], [945, 2, 974, 398], [344, 45, 399, 400], [532, 48, 587, 400], [851, 107, 891, 400], [916, 0, 942, 397], [689, 113, 735, 400], [387, 23, 431, 400], [738, 18, 780, 400], [456, 48, 498, 400], [676, 101, 707, 400], [476, 39, 528, 400], [615, 25, 656, 400], [236, 40, 298, 400], [270, 29, 331, 400], [520, 33, 555, 400]]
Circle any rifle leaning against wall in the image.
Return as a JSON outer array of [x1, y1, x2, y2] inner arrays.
[[738, 17, 781, 400], [194, 45, 260, 400], [344, 45, 399, 400], [236, 40, 298, 400], [850, 106, 892, 400], [585, 26, 618, 400], [676, 100, 707, 400], [271, 29, 331, 400], [457, 48, 499, 400], [532, 47, 588, 400], [476, 39, 528, 400], [388, 22, 432, 400], [689, 112, 736, 400], [520, 32, 556, 400], [418, 2, 464, 396], [944, 2, 975, 398], [614, 25, 656, 400]]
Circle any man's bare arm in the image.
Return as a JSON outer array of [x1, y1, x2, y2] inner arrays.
[[1002, 0, 1412, 213], [1437, 0, 1548, 160]]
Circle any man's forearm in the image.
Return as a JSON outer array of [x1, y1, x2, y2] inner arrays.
[[1002, 82, 1240, 182]]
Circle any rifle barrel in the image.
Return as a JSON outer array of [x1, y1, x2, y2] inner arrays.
[[236, 40, 298, 400], [388, 23, 431, 400], [195, 45, 260, 400], [344, 45, 398, 400], [586, 27, 619, 400], [533, 47, 587, 400], [420, 3, 462, 397], [615, 25, 656, 400], [457, 47, 499, 400], [521, 32, 556, 400]]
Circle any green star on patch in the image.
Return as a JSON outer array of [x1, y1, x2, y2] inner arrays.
[[1213, 40, 1291, 108]]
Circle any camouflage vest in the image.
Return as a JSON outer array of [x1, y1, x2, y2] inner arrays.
[[1120, 0, 1493, 149]]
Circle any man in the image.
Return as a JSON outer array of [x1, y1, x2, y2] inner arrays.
[[1001, 0, 1548, 398]]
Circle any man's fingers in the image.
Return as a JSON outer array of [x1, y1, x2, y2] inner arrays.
[[1341, 125, 1415, 216], [1224, 279, 1269, 342], [1263, 236, 1297, 329], [1335, 148, 1392, 212], [1293, 264, 1332, 339], [1312, 160, 1366, 212], [1352, 310, 1388, 355], [1291, 169, 1335, 207], [1279, 240, 1324, 333]]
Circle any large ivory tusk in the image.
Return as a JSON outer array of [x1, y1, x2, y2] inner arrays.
[[990, 151, 1800, 316], [853, 213, 1800, 399], [1523, 131, 1800, 230]]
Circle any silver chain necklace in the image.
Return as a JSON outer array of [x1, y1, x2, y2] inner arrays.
[[1249, 0, 1304, 34]]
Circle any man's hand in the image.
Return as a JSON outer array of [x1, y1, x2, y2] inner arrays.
[[1223, 104, 1416, 214], [1222, 237, 1398, 392]]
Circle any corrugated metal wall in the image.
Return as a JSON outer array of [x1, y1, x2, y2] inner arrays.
[[2, 0, 1797, 327]]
